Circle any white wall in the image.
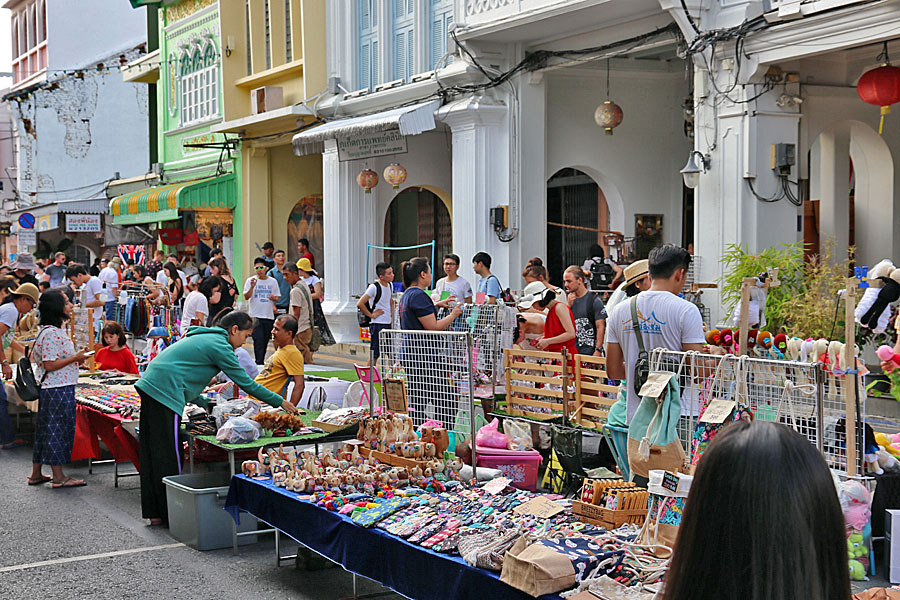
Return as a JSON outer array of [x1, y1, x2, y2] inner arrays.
[[47, 0, 146, 69], [545, 68, 692, 243]]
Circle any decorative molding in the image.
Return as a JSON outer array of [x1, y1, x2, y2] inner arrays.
[[165, 0, 216, 25], [466, 0, 516, 17], [164, 4, 219, 38]]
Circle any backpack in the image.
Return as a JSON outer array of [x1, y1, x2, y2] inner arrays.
[[486, 274, 515, 305], [357, 281, 384, 327], [589, 257, 616, 290], [626, 375, 686, 478]]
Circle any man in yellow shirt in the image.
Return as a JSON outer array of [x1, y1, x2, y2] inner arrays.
[[253, 314, 306, 407]]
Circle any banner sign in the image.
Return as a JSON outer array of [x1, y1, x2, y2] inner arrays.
[[66, 214, 102, 232], [337, 131, 408, 162]]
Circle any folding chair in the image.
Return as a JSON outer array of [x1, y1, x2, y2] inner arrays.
[[353, 364, 383, 409], [550, 424, 589, 498], [601, 424, 631, 482]]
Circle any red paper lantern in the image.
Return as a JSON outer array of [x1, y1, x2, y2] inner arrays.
[[383, 163, 407, 190], [594, 100, 623, 135], [356, 169, 378, 194], [857, 64, 900, 134]]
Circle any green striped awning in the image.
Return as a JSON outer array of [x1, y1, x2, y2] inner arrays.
[[109, 174, 236, 225]]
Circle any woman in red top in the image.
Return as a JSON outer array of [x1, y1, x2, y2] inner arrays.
[[519, 281, 576, 355], [95, 322, 139, 375]]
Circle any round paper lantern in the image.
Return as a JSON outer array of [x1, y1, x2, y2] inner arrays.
[[857, 64, 900, 134], [383, 163, 407, 190], [594, 100, 623, 135], [356, 169, 378, 194]]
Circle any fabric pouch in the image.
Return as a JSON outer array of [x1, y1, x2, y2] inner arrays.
[[351, 497, 410, 528]]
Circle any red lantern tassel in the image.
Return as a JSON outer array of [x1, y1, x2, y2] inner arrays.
[[880, 105, 891, 135]]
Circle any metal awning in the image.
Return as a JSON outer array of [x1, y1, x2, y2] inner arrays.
[[291, 100, 440, 156], [9, 197, 112, 218], [109, 173, 236, 225]]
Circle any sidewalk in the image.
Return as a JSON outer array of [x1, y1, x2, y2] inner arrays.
[[0, 445, 398, 599]]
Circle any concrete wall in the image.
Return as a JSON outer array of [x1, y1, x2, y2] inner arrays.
[[47, 0, 145, 69], [545, 68, 692, 243]]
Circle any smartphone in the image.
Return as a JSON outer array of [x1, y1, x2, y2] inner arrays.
[[83, 350, 95, 357]]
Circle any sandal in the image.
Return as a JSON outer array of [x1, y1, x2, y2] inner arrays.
[[27, 475, 51, 485], [2, 439, 26, 449], [51, 477, 86, 489]]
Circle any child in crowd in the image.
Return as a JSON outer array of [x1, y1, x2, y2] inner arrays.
[[95, 322, 139, 375]]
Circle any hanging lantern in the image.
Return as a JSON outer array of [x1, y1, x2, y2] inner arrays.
[[594, 101, 623, 135], [857, 43, 900, 134], [383, 163, 408, 190], [356, 168, 378, 194], [594, 59, 623, 135]]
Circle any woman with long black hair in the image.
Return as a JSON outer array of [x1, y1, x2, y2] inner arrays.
[[662, 420, 850, 600]]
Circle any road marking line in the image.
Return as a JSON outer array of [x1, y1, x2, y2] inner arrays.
[[0, 543, 185, 573]]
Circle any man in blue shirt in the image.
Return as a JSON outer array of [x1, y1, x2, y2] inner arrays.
[[269, 249, 291, 315], [472, 251, 501, 305]]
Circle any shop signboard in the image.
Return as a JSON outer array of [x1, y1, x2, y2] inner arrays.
[[18, 229, 36, 248], [66, 214, 102, 232], [0, 223, 10, 236], [337, 131, 407, 162]]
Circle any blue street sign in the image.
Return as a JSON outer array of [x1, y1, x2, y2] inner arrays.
[[17, 213, 35, 229]]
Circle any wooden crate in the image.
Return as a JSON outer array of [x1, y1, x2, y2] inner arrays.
[[572, 500, 646, 529], [311, 420, 358, 433], [571, 354, 619, 429], [358, 446, 432, 469], [504, 348, 571, 420]]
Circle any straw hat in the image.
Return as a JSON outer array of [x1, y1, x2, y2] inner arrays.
[[12, 282, 39, 303], [10, 252, 37, 271], [517, 281, 551, 310], [296, 257, 317, 276], [623, 259, 650, 288]]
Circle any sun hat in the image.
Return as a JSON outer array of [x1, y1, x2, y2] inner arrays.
[[623, 259, 650, 288], [11, 282, 39, 304], [517, 281, 551, 310], [296, 257, 318, 276], [10, 253, 37, 271]]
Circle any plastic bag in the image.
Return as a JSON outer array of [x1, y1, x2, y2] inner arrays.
[[476, 418, 509, 449], [504, 420, 533, 451], [216, 416, 262, 444], [212, 398, 260, 428]]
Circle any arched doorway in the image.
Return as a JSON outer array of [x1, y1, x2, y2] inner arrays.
[[287, 194, 324, 274], [546, 168, 608, 287], [809, 121, 893, 267], [383, 188, 451, 278]]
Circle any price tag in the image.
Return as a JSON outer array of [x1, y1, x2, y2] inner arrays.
[[483, 477, 511, 495], [638, 372, 676, 398], [699, 399, 736, 424], [513, 496, 564, 519], [661, 471, 680, 493]]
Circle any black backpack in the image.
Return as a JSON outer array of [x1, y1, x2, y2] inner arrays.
[[589, 257, 616, 290], [357, 282, 384, 327]]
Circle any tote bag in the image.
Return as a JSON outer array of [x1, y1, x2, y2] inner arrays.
[[627, 376, 686, 479]]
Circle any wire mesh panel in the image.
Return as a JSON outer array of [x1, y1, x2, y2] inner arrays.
[[648, 349, 865, 475], [504, 348, 570, 420], [377, 329, 476, 435], [571, 354, 619, 430]]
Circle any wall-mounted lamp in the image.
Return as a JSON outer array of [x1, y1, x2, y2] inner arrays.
[[225, 35, 235, 58], [680, 150, 710, 189]]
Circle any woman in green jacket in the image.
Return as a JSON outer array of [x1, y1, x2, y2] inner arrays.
[[135, 310, 299, 526]]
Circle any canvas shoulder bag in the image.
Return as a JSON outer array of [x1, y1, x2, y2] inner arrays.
[[630, 296, 650, 396], [627, 375, 686, 479]]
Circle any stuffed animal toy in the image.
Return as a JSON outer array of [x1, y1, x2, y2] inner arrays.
[[705, 329, 721, 346], [756, 330, 773, 349], [859, 266, 900, 331], [877, 345, 900, 367], [731, 273, 771, 328], [839, 479, 872, 532], [772, 333, 788, 358], [856, 259, 897, 333]]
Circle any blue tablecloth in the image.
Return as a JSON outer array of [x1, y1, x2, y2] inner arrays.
[[225, 475, 558, 600]]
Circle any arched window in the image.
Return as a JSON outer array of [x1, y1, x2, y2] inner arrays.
[[179, 42, 219, 127]]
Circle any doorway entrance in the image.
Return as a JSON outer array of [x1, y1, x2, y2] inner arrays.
[[384, 188, 451, 278], [546, 168, 608, 287]]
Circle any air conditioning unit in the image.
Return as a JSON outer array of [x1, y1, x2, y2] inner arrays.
[[250, 86, 284, 115]]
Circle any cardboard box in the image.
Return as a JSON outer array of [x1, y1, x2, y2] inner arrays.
[[886, 509, 900, 583]]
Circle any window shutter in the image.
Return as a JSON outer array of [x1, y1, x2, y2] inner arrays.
[[429, 0, 453, 70], [359, 40, 370, 90], [392, 0, 414, 81], [358, 0, 379, 89]]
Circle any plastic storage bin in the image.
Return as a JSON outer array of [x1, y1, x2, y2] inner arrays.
[[475, 445, 543, 491], [163, 471, 258, 551]]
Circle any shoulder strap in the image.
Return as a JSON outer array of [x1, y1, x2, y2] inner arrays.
[[630, 296, 646, 355], [371, 281, 382, 308]]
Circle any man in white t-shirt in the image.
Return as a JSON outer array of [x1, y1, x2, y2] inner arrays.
[[98, 257, 123, 320], [432, 253, 473, 306], [243, 256, 281, 364], [356, 262, 394, 360], [155, 254, 187, 288], [66, 264, 106, 331], [605, 244, 705, 425]]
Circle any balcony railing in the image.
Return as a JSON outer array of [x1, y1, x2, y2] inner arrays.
[[457, 0, 564, 28]]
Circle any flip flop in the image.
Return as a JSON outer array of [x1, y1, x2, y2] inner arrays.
[[27, 475, 51, 485], [2, 440, 26, 449], [51, 477, 86, 489]]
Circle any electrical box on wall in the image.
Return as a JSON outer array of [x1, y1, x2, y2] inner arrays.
[[490, 206, 508, 231], [771, 143, 795, 176]]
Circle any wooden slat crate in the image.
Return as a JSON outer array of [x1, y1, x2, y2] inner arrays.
[[572, 354, 619, 429], [504, 348, 571, 420]]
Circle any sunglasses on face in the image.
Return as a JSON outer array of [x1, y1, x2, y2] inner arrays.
[[255, 266, 267, 270]]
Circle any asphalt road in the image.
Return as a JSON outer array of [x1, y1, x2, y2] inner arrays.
[[0, 443, 400, 599]]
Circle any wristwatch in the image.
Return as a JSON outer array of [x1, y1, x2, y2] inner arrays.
[[595, 347, 603, 353]]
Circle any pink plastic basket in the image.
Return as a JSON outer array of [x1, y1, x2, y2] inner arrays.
[[475, 445, 543, 491]]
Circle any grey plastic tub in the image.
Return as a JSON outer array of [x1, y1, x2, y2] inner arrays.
[[163, 471, 258, 551]]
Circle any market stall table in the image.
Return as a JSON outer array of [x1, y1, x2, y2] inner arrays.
[[72, 387, 141, 486], [224, 474, 561, 600]]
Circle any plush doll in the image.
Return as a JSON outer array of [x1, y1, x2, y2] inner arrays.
[[718, 328, 735, 352], [772, 333, 788, 359], [860, 267, 900, 331], [756, 330, 773, 349], [705, 329, 721, 346], [856, 259, 897, 333], [839, 479, 872, 532]]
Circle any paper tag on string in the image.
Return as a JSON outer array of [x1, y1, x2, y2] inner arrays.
[[513, 496, 564, 519], [483, 477, 511, 495], [699, 399, 736, 424], [638, 372, 676, 399]]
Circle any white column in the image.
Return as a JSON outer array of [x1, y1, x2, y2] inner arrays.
[[321, 139, 376, 343], [813, 127, 851, 254], [437, 98, 511, 290]]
